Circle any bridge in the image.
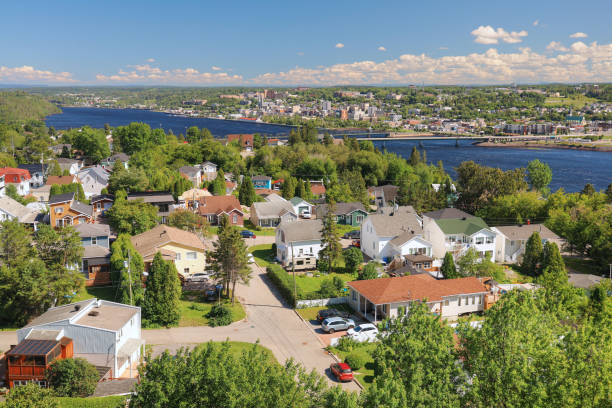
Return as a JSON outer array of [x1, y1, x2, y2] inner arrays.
[[353, 133, 558, 142]]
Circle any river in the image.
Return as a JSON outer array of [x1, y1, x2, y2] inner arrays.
[[46, 107, 612, 193]]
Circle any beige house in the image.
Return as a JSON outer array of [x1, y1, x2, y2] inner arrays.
[[131, 225, 206, 278], [492, 224, 564, 263]]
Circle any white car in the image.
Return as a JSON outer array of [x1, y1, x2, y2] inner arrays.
[[301, 211, 311, 219], [346, 323, 379, 343], [186, 273, 209, 283], [247, 254, 255, 264]]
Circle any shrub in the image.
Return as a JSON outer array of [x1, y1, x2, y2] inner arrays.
[[345, 351, 368, 370], [271, 243, 277, 254], [319, 278, 338, 298], [45, 357, 99, 397], [358, 262, 379, 280], [332, 276, 344, 292], [206, 304, 233, 327], [266, 264, 300, 306], [335, 336, 360, 353]]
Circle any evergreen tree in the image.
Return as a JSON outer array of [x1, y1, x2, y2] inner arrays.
[[209, 222, 250, 304], [541, 241, 565, 273], [441, 252, 459, 279], [295, 178, 307, 199], [109, 234, 144, 305], [238, 175, 256, 206], [323, 132, 334, 145], [581, 183, 596, 196], [409, 146, 421, 166], [282, 176, 298, 199], [211, 168, 226, 196], [302, 179, 314, 202], [142, 252, 182, 326], [605, 183, 612, 203], [319, 201, 342, 273], [522, 231, 543, 276], [171, 172, 192, 199]]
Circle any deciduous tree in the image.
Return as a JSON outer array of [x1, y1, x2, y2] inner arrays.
[[45, 357, 99, 397]]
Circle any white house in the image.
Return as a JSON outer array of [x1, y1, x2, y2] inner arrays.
[[0, 196, 40, 229], [492, 224, 564, 263], [18, 164, 48, 189], [347, 274, 490, 321], [199, 161, 218, 181], [360, 206, 431, 261], [56, 158, 82, 175], [16, 298, 143, 379], [101, 153, 129, 171], [289, 197, 313, 217], [77, 166, 110, 199], [0, 174, 5, 197], [251, 194, 297, 227], [422, 208, 496, 262], [275, 219, 323, 267]]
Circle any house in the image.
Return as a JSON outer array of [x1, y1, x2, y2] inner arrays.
[[14, 299, 143, 381], [347, 274, 490, 321], [309, 181, 326, 197], [422, 209, 496, 262], [493, 224, 564, 263], [227, 134, 254, 151], [77, 166, 110, 199], [56, 158, 82, 175], [225, 180, 237, 195], [179, 165, 203, 187], [178, 188, 212, 210], [46, 175, 80, 187], [0, 174, 4, 197], [100, 153, 130, 171], [5, 329, 74, 388], [131, 224, 206, 277], [18, 164, 48, 188], [0, 167, 32, 196], [315, 202, 368, 226], [565, 115, 586, 125], [74, 223, 111, 286], [252, 175, 272, 190], [29, 185, 51, 203], [368, 184, 399, 208], [388, 254, 437, 276], [275, 219, 323, 267], [196, 195, 243, 226], [250, 194, 297, 227], [360, 206, 431, 262], [91, 194, 114, 219], [0, 196, 41, 229], [50, 143, 71, 156], [127, 191, 175, 224], [199, 161, 217, 182], [289, 197, 313, 217], [48, 192, 93, 227]]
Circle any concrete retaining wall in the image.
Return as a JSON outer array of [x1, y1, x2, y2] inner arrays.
[[296, 296, 349, 308]]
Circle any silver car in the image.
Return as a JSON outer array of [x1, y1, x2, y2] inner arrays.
[[321, 317, 355, 333]]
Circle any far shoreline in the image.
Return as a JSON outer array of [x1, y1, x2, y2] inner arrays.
[[474, 141, 612, 153]]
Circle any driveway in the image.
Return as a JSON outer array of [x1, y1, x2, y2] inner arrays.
[[145, 263, 360, 391]]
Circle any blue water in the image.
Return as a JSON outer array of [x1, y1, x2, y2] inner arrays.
[[46, 107, 612, 192]]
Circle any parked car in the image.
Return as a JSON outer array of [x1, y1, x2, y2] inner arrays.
[[186, 273, 209, 283], [247, 253, 255, 264], [351, 239, 360, 248], [346, 323, 379, 342], [240, 230, 256, 239], [301, 211, 311, 219], [317, 308, 351, 322], [321, 317, 355, 333], [329, 362, 354, 382], [343, 230, 360, 239]]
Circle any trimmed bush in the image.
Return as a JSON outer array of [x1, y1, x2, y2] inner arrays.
[[345, 351, 368, 370], [206, 304, 232, 327], [45, 357, 99, 397], [335, 336, 360, 353], [266, 264, 300, 307]]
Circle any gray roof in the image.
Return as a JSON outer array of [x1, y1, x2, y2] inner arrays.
[[49, 192, 75, 205], [378, 205, 416, 216], [252, 175, 271, 181], [389, 230, 422, 247], [74, 223, 110, 238], [18, 164, 48, 175], [24, 299, 97, 328], [316, 202, 366, 217], [423, 208, 473, 220], [179, 165, 200, 177], [79, 165, 109, 181], [127, 191, 175, 204], [252, 196, 295, 219], [367, 208, 422, 238], [495, 224, 561, 241], [106, 153, 130, 162], [369, 184, 399, 204], [278, 219, 323, 242], [0, 196, 38, 222], [71, 200, 93, 216], [91, 194, 114, 203], [83, 245, 111, 259]]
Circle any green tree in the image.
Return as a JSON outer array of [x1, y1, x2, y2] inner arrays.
[[409, 146, 421, 166], [456, 247, 480, 277], [319, 201, 342, 273], [605, 183, 612, 203], [35, 224, 83, 269], [4, 383, 58, 408], [522, 231, 543, 276], [167, 209, 204, 233], [363, 301, 462, 408], [343, 247, 363, 274], [45, 357, 99, 397], [0, 219, 35, 267], [211, 168, 226, 196], [441, 252, 459, 279], [108, 162, 148, 194], [527, 159, 552, 192], [238, 175, 256, 206], [71, 126, 110, 163], [282, 176, 298, 199], [142, 252, 182, 326], [107, 190, 159, 235], [581, 183, 596, 196], [110, 234, 145, 305], [358, 262, 379, 280]]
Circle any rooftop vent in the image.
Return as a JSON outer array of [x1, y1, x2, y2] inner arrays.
[[74, 305, 81, 311], [88, 310, 99, 317]]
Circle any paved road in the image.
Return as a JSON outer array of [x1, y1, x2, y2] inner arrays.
[[145, 263, 360, 392]]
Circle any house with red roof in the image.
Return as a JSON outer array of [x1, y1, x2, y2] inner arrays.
[[227, 134, 254, 151], [0, 167, 32, 196], [197, 195, 243, 226]]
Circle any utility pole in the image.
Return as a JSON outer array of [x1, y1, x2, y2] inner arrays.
[[125, 250, 133, 306]]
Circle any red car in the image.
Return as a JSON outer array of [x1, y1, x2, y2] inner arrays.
[[330, 362, 354, 382]]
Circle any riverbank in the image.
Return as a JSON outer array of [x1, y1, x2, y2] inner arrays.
[[474, 140, 612, 152]]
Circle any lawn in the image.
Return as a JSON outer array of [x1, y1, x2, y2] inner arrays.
[[504, 264, 534, 283], [329, 342, 377, 389], [563, 256, 599, 275], [295, 304, 353, 321], [197, 341, 277, 364], [72, 285, 117, 303], [177, 294, 246, 327], [337, 224, 360, 237], [208, 223, 276, 236], [294, 272, 356, 297], [249, 243, 274, 267], [544, 95, 596, 108], [55, 395, 127, 408]]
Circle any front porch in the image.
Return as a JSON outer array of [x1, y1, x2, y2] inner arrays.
[[353, 293, 389, 323]]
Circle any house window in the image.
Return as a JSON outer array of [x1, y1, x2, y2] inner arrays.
[[486, 236, 494, 244], [186, 252, 197, 260], [477, 296, 481, 305], [474, 237, 483, 245], [91, 237, 97, 245], [352, 290, 357, 301], [458, 297, 462, 306], [176, 253, 181, 261], [444, 299, 449, 306], [184, 268, 190, 274], [55, 207, 63, 214], [232, 214, 238, 224]]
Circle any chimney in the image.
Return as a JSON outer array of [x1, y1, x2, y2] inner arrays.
[[527, 219, 531, 225], [74, 305, 81, 311]]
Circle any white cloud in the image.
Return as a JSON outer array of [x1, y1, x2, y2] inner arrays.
[[378, 46, 386, 51], [146, 58, 155, 63], [95, 64, 242, 84], [471, 25, 528, 44], [335, 43, 344, 48], [297, 51, 304, 56], [533, 20, 539, 27], [0, 65, 76, 83], [570, 32, 588, 38], [251, 41, 612, 85], [546, 41, 569, 52], [211, 66, 222, 71], [439, 46, 449, 50]]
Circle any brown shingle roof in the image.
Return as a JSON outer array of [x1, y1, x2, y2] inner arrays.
[[131, 225, 205, 258], [348, 275, 488, 304], [197, 195, 242, 216], [494, 224, 560, 241], [46, 175, 78, 186]]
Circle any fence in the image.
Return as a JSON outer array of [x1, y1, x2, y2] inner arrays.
[[296, 297, 349, 309]]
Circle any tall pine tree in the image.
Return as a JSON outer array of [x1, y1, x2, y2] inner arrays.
[[441, 252, 459, 279], [142, 252, 182, 326], [318, 201, 342, 273], [522, 231, 543, 276], [238, 175, 256, 206]]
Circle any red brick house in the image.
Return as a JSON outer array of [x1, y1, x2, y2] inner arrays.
[[227, 134, 254, 151], [197, 195, 243, 226]]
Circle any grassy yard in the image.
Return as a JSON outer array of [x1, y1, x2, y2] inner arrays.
[[563, 256, 599, 275], [55, 395, 127, 408], [295, 304, 353, 321], [337, 224, 360, 237], [72, 285, 117, 303], [249, 243, 274, 267], [329, 343, 377, 388], [208, 224, 276, 236], [504, 264, 534, 283], [295, 272, 356, 297], [545, 95, 596, 108], [178, 294, 246, 327], [197, 341, 277, 364]]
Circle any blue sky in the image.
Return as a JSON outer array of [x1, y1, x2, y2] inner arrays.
[[0, 0, 610, 85]]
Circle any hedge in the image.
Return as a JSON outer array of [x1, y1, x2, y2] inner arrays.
[[266, 264, 301, 307]]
